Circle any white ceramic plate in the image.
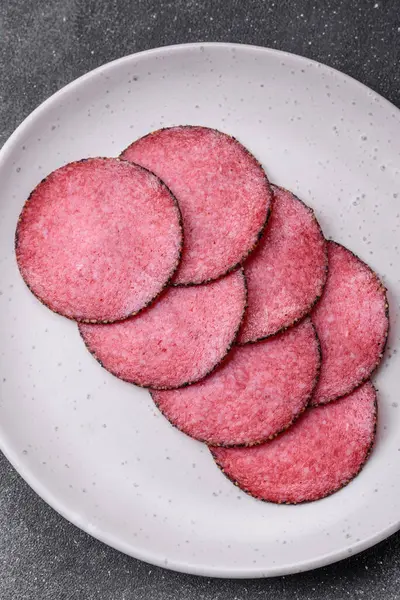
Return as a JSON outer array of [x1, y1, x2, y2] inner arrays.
[[1, 43, 399, 578]]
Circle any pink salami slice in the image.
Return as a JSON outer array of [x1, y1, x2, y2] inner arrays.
[[238, 186, 327, 344], [15, 158, 182, 323], [311, 241, 388, 405], [120, 126, 271, 285], [152, 318, 320, 446], [79, 269, 246, 389], [211, 381, 377, 504]]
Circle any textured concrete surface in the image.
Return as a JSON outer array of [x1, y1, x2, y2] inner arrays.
[[1, 0, 400, 598]]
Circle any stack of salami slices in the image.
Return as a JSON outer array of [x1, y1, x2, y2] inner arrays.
[[15, 126, 389, 504]]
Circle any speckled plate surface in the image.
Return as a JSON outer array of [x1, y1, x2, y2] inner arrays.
[[0, 43, 399, 578]]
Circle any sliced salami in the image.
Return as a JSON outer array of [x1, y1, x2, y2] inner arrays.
[[120, 126, 271, 285], [152, 318, 320, 446], [311, 241, 388, 405], [15, 158, 182, 323], [238, 186, 327, 344], [211, 381, 377, 504], [79, 269, 246, 389]]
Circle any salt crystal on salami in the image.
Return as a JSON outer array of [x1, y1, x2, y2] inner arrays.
[[15, 158, 183, 323], [152, 318, 320, 446], [238, 186, 327, 344], [211, 381, 377, 504], [79, 269, 246, 389], [120, 126, 272, 285], [311, 241, 388, 405]]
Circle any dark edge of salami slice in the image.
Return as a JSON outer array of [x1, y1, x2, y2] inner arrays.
[[120, 126, 272, 287], [237, 185, 329, 346], [150, 319, 322, 446], [15, 157, 184, 324], [310, 240, 389, 406], [210, 383, 378, 504], [78, 267, 248, 390]]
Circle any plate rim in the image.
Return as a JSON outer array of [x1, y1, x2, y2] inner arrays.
[[1, 41, 399, 579]]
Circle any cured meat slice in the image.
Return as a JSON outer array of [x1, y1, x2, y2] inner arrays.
[[152, 319, 320, 446], [211, 381, 377, 504], [79, 269, 246, 389], [311, 241, 388, 405], [238, 186, 327, 344], [15, 158, 182, 323], [120, 126, 272, 285]]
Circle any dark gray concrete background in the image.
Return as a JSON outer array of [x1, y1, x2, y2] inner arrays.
[[1, 0, 399, 598]]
